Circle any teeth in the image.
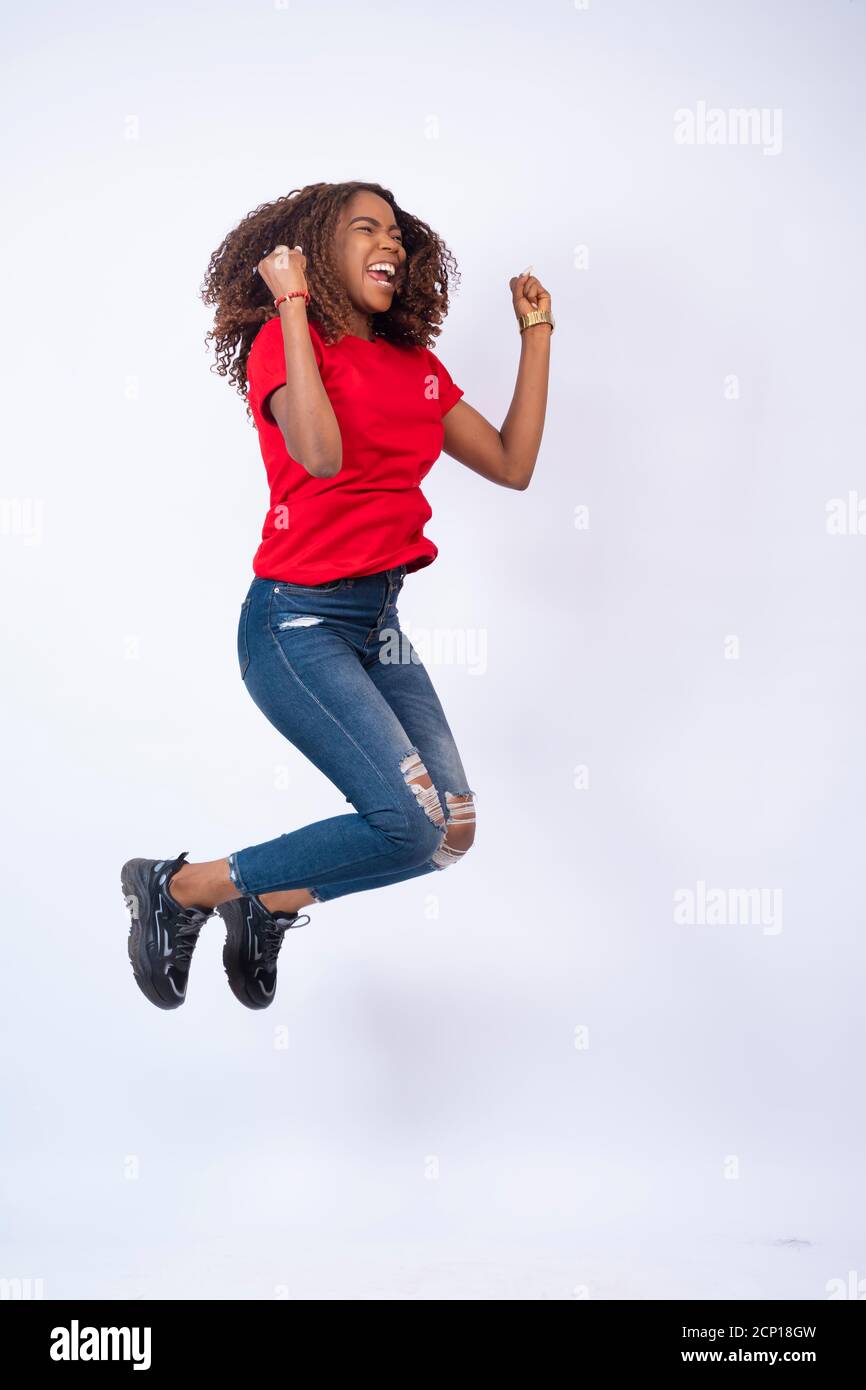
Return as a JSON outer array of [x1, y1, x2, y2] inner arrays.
[[367, 262, 395, 278]]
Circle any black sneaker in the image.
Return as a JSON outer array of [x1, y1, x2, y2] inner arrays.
[[121, 851, 211, 1010], [216, 894, 309, 1010]]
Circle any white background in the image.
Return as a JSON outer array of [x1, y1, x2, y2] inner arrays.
[[2, 0, 865, 1299]]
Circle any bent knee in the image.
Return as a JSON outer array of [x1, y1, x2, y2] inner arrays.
[[430, 791, 476, 869], [399, 749, 477, 870]]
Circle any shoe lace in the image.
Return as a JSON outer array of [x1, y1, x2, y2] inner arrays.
[[173, 905, 209, 967], [261, 912, 310, 968]]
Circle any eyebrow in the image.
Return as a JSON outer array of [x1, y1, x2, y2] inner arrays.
[[347, 215, 402, 233]]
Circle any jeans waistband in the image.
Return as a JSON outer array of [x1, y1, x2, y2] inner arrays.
[[255, 563, 407, 588], [347, 564, 406, 584]]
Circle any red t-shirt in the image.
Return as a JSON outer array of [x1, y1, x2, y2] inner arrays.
[[245, 314, 464, 582]]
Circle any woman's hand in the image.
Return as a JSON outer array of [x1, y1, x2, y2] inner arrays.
[[509, 264, 552, 322], [256, 244, 309, 302]]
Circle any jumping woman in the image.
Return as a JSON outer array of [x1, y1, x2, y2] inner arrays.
[[121, 180, 554, 1011]]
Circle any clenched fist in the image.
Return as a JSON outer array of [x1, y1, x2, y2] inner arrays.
[[509, 264, 552, 323], [256, 244, 308, 303]]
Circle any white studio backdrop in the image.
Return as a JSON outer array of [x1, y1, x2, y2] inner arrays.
[[1, 0, 865, 1299]]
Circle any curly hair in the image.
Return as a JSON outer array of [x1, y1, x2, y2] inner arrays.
[[200, 180, 460, 422]]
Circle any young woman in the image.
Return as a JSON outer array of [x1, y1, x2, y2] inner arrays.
[[122, 180, 553, 1012]]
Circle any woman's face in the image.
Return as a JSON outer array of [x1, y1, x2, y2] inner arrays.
[[334, 191, 407, 320]]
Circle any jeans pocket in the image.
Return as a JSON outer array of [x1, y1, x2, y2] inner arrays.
[[237, 597, 251, 679]]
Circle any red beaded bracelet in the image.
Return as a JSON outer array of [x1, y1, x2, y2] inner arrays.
[[274, 291, 310, 310]]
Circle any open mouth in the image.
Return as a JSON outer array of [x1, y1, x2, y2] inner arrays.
[[366, 261, 397, 289]]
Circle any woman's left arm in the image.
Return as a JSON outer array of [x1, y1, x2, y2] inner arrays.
[[442, 270, 553, 491]]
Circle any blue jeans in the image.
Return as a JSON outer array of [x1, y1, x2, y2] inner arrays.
[[227, 566, 477, 903]]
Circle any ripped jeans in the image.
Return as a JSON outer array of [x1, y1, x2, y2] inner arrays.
[[227, 566, 477, 903]]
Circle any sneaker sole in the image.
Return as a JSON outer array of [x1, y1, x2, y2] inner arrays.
[[219, 905, 275, 1011], [122, 858, 187, 1011]]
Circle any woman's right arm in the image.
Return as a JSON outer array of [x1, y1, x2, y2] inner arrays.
[[256, 246, 342, 479]]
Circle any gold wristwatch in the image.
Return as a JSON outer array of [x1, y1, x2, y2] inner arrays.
[[518, 309, 555, 335]]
